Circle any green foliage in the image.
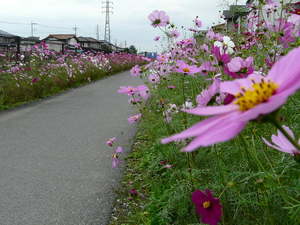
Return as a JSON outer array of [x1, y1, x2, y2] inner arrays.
[[0, 59, 140, 110], [110, 74, 300, 225]]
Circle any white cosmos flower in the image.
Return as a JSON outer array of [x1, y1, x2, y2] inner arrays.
[[214, 36, 235, 54]]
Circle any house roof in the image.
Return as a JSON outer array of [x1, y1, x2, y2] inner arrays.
[[223, 5, 250, 19], [47, 34, 76, 40], [77, 37, 100, 43], [22, 36, 40, 41], [0, 29, 19, 38]]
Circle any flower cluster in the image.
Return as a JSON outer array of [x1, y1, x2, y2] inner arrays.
[[114, 2, 300, 224]]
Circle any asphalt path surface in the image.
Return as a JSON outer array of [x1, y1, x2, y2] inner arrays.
[[0, 71, 141, 225]]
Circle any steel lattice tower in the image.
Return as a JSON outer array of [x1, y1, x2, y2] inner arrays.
[[102, 0, 113, 43]]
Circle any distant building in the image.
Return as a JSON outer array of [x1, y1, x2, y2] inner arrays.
[[20, 37, 40, 52], [77, 37, 103, 51], [43, 34, 78, 52], [139, 52, 157, 59], [211, 23, 226, 33], [0, 29, 20, 52], [223, 5, 250, 33]]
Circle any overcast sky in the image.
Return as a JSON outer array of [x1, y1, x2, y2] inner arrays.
[[0, 0, 246, 51]]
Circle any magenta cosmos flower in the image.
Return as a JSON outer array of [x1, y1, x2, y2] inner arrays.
[[263, 125, 300, 156], [176, 60, 201, 75], [162, 47, 300, 152], [192, 189, 222, 225], [148, 10, 170, 27]]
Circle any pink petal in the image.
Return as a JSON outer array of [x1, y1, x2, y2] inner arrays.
[[220, 80, 241, 95], [184, 104, 238, 116], [273, 131, 295, 151], [268, 47, 300, 91], [161, 114, 228, 144], [115, 146, 123, 153], [220, 73, 264, 95], [282, 125, 295, 139], [183, 120, 246, 152], [262, 137, 285, 152]]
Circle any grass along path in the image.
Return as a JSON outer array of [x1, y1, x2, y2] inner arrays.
[[110, 74, 300, 225]]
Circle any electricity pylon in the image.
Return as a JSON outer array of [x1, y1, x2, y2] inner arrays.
[[102, 0, 113, 43]]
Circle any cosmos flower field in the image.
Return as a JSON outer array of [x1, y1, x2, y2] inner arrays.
[[110, 1, 300, 225], [0, 44, 146, 109]]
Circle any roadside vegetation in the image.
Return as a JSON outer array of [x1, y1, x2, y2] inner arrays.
[[0, 44, 146, 110], [109, 1, 300, 225]]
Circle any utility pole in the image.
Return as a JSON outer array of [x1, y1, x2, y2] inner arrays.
[[73, 25, 78, 36], [102, 0, 113, 43], [30, 22, 37, 37], [96, 24, 100, 40]]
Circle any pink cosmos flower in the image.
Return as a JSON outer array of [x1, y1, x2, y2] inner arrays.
[[225, 56, 254, 78], [154, 36, 161, 41], [148, 10, 170, 27], [168, 85, 176, 89], [200, 44, 209, 53], [262, 125, 300, 156], [264, 1, 280, 14], [199, 61, 216, 75], [192, 189, 223, 225], [118, 86, 137, 96], [148, 73, 160, 83], [130, 65, 141, 77], [162, 47, 300, 152], [106, 137, 116, 147], [112, 146, 123, 168], [137, 85, 150, 100], [128, 114, 142, 124], [194, 17, 202, 28], [176, 60, 201, 75], [169, 30, 180, 39]]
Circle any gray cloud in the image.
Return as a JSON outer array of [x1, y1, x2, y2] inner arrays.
[[0, 0, 246, 51]]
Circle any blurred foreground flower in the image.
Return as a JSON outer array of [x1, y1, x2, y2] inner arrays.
[[192, 189, 222, 225], [162, 47, 300, 152]]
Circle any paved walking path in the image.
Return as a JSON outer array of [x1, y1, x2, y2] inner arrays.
[[0, 71, 140, 225]]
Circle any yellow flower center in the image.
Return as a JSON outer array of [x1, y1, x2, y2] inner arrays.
[[234, 79, 278, 111], [203, 201, 211, 209], [183, 68, 190, 73]]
